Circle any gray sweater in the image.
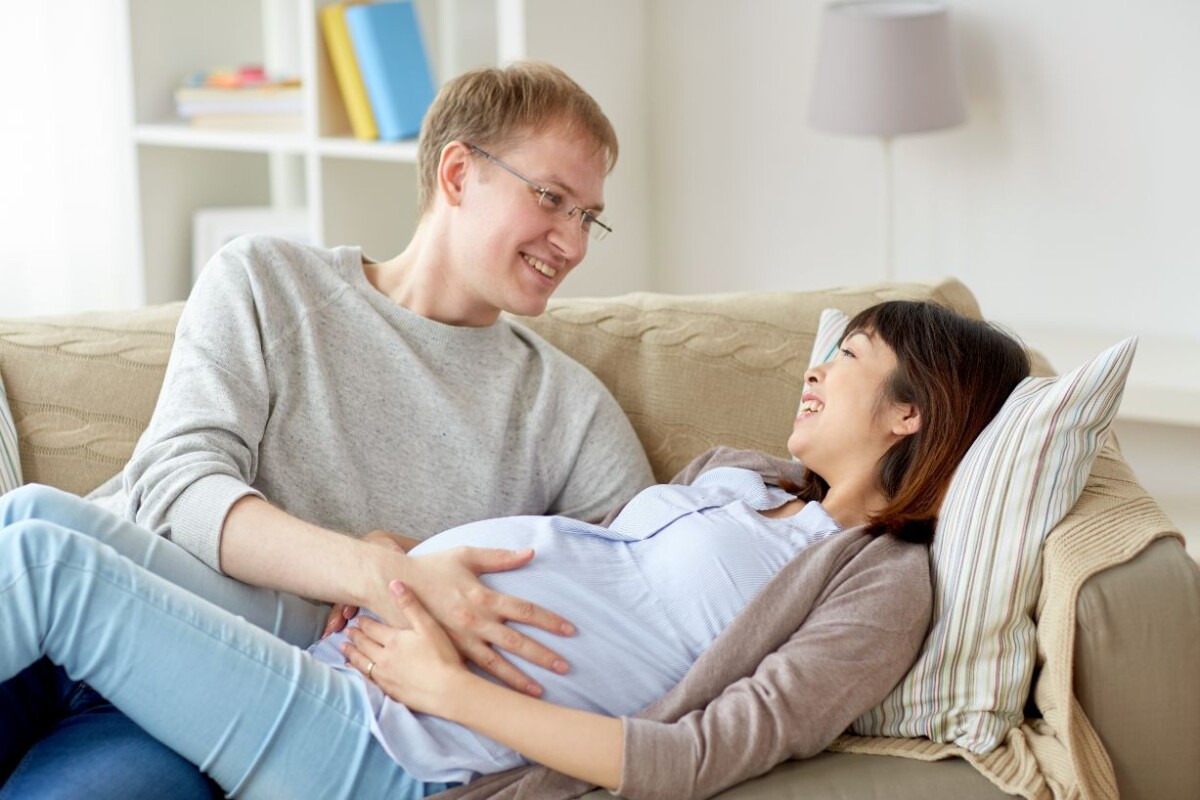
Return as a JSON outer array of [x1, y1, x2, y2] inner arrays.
[[438, 447, 933, 800], [118, 235, 654, 569]]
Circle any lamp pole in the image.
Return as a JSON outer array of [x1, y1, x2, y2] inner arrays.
[[880, 136, 894, 282]]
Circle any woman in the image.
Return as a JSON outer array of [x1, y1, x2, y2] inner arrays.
[[0, 301, 1029, 798], [0, 61, 652, 798]]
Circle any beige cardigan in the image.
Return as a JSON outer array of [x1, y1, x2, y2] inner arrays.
[[437, 448, 933, 799]]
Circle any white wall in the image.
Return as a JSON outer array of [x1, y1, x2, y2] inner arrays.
[[6, 1, 1199, 331], [648, 0, 1200, 552], [0, 1, 140, 317], [524, 0, 653, 298], [648, 0, 1200, 344]]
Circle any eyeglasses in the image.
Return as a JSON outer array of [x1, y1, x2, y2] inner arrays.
[[466, 144, 612, 242]]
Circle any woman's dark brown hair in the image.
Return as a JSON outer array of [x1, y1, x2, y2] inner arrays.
[[792, 301, 1030, 544]]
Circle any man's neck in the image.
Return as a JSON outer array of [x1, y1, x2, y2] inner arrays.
[[364, 225, 499, 327]]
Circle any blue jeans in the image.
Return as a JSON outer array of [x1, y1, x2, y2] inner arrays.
[[0, 659, 219, 799], [0, 485, 456, 798]]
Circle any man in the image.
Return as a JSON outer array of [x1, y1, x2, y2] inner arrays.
[[1, 61, 652, 797]]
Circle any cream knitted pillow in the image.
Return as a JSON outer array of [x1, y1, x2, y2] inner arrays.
[[805, 310, 1137, 753], [0, 374, 21, 495]]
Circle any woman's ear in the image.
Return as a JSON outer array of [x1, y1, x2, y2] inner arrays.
[[891, 404, 922, 437], [437, 141, 471, 206]]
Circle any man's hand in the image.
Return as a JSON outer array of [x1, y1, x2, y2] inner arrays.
[[386, 546, 575, 697], [322, 530, 412, 637]]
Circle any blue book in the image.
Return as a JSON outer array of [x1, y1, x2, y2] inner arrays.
[[345, 1, 436, 141]]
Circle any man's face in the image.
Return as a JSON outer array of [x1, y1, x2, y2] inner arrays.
[[451, 128, 608, 323]]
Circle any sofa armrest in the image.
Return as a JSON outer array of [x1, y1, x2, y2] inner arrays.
[[1075, 536, 1200, 800]]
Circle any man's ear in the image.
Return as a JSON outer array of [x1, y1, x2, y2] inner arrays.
[[892, 404, 922, 437], [437, 141, 471, 206]]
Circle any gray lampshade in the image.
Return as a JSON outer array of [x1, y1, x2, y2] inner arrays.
[[809, 1, 967, 137]]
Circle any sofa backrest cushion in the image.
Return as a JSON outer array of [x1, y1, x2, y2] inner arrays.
[[516, 278, 984, 481], [0, 304, 182, 495], [0, 279, 983, 493]]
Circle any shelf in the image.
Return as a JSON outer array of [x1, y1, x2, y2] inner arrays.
[[133, 123, 421, 164], [134, 122, 309, 154], [315, 136, 419, 162], [1019, 325, 1200, 428]]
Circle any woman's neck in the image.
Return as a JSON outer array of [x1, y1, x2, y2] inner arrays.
[[819, 478, 888, 530]]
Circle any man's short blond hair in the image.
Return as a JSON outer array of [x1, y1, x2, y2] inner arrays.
[[416, 61, 618, 213]]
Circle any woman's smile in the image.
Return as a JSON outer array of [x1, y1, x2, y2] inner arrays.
[[795, 392, 825, 424]]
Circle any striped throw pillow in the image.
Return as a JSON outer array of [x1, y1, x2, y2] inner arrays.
[[0, 374, 21, 495], [810, 308, 850, 366], [806, 310, 1136, 753]]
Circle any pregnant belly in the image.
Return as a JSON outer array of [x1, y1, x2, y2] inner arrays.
[[410, 516, 697, 717]]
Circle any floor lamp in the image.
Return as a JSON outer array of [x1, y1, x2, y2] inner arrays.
[[808, 1, 967, 282]]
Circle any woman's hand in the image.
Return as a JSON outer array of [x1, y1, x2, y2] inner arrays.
[[342, 581, 465, 715], [393, 546, 575, 697], [345, 580, 623, 791], [322, 530, 411, 637]]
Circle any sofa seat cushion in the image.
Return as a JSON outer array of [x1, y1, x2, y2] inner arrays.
[[582, 753, 1011, 800]]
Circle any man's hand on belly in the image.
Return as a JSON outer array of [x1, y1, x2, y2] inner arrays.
[[362, 544, 577, 697]]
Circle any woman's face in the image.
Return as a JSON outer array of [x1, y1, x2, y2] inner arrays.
[[787, 329, 916, 486], [448, 127, 607, 324]]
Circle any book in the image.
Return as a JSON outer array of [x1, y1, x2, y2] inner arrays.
[[174, 85, 303, 117], [188, 113, 305, 132], [344, 0, 435, 141], [320, 3, 378, 140]]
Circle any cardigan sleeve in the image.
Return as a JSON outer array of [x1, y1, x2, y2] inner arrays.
[[615, 538, 932, 800]]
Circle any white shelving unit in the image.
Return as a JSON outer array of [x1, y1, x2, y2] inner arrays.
[[120, 0, 651, 304]]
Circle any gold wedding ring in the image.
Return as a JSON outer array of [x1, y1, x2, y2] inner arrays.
[[366, 660, 376, 680]]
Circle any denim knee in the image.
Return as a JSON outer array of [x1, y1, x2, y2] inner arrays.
[[0, 484, 78, 528]]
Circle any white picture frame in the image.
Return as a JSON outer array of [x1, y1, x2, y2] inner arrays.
[[192, 207, 312, 284]]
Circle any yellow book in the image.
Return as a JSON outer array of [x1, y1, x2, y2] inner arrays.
[[320, 2, 378, 140]]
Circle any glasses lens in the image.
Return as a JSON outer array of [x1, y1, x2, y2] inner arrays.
[[585, 214, 611, 241]]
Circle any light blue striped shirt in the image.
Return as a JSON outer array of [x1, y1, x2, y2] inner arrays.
[[308, 467, 843, 784]]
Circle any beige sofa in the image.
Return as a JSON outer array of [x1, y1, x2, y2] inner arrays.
[[1, 278, 1197, 799]]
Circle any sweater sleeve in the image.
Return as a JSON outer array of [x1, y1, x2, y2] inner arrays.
[[615, 539, 932, 800], [547, 380, 654, 524], [121, 241, 270, 570]]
